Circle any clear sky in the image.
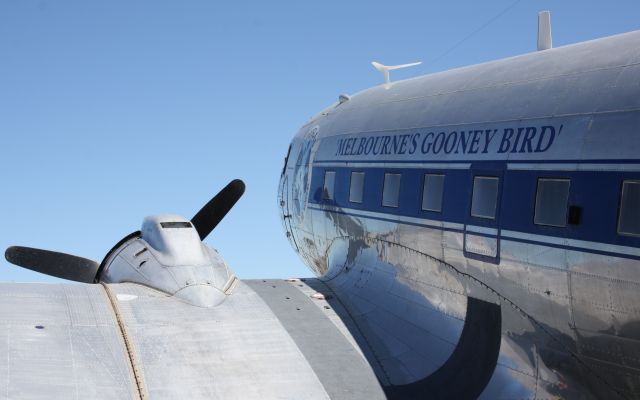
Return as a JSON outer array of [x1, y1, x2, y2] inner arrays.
[[1, 0, 639, 283]]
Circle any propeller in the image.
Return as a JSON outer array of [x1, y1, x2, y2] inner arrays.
[[5, 246, 99, 283], [4, 179, 245, 283], [191, 179, 245, 240]]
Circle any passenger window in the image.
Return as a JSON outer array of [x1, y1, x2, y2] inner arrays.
[[618, 180, 640, 236], [349, 172, 365, 203], [422, 174, 445, 212], [471, 176, 499, 219], [323, 171, 336, 200], [382, 173, 401, 207], [534, 178, 570, 227]]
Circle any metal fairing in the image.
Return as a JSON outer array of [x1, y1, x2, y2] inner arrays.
[[279, 31, 640, 398], [101, 215, 235, 308]]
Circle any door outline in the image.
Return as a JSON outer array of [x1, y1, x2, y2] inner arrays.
[[279, 174, 299, 252], [463, 162, 506, 265]]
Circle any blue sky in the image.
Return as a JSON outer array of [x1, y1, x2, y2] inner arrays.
[[1, 0, 638, 282]]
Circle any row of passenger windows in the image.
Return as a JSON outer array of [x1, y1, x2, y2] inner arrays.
[[322, 170, 640, 237]]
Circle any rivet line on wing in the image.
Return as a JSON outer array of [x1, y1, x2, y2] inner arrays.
[[101, 283, 148, 400]]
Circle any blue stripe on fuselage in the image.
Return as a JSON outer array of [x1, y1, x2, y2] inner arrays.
[[307, 162, 640, 258]]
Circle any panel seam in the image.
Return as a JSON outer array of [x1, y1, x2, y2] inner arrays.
[[100, 283, 148, 400]]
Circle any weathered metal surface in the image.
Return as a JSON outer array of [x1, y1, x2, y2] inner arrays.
[[0, 283, 137, 399], [0, 278, 392, 399], [246, 279, 386, 400], [101, 282, 147, 400], [109, 280, 366, 399]]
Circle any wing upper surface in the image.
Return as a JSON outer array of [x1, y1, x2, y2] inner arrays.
[[0, 280, 386, 400], [0, 283, 137, 399]]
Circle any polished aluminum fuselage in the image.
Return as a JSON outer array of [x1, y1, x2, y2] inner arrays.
[[280, 31, 640, 399]]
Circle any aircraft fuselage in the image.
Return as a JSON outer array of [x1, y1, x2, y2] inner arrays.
[[279, 31, 640, 399]]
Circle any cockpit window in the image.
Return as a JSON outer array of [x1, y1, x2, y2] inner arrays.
[[618, 180, 640, 237], [471, 176, 499, 219], [323, 171, 336, 200], [160, 222, 193, 229], [382, 173, 401, 208]]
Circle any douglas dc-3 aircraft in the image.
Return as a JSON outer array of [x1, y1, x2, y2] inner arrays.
[[3, 12, 640, 400]]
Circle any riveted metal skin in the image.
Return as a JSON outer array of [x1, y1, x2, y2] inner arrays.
[[279, 31, 640, 399], [101, 215, 234, 308]]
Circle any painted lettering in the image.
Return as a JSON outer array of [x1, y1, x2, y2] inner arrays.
[[364, 137, 375, 155], [335, 138, 346, 155], [381, 136, 392, 155], [455, 131, 470, 154], [398, 134, 410, 154], [432, 132, 446, 154], [372, 136, 382, 155], [421, 132, 435, 153], [468, 130, 482, 154], [409, 133, 420, 154], [482, 129, 497, 153], [332, 124, 562, 157], [444, 131, 457, 154], [535, 125, 558, 153], [498, 128, 514, 153], [518, 127, 537, 153], [510, 127, 525, 154]]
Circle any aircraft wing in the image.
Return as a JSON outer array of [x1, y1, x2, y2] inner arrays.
[[0, 279, 386, 400], [0, 274, 615, 400]]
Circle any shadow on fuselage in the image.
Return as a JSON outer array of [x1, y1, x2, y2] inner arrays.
[[303, 198, 628, 399], [304, 197, 505, 399]]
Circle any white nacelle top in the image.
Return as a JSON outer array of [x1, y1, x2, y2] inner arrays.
[[101, 214, 236, 307]]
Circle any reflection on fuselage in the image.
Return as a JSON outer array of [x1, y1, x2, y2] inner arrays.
[[280, 31, 640, 399]]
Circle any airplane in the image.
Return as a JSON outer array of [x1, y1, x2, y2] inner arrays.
[[3, 11, 640, 400]]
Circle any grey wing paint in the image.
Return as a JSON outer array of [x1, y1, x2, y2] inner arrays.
[[0, 280, 384, 399], [3, 22, 640, 400]]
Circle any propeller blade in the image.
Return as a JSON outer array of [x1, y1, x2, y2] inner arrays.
[[191, 179, 245, 240], [4, 246, 99, 283]]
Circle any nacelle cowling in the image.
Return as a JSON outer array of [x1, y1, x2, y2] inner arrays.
[[101, 214, 237, 307]]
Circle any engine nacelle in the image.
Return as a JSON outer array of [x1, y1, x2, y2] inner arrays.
[[100, 214, 237, 307]]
